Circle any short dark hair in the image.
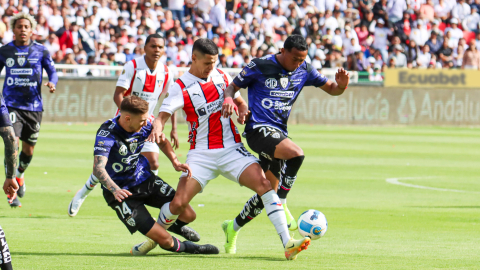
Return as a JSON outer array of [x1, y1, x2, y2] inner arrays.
[[284, 35, 308, 51], [145, 33, 164, 45], [192, 38, 219, 56], [120, 96, 149, 115]]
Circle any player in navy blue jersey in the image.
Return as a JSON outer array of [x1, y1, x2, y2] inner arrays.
[[0, 91, 19, 269], [92, 96, 218, 255], [220, 35, 350, 253], [0, 13, 58, 207]]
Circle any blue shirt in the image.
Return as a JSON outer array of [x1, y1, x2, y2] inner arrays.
[[233, 54, 328, 135], [93, 116, 153, 190], [0, 41, 58, 111]]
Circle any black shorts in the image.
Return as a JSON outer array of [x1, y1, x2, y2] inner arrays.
[[103, 175, 176, 235], [7, 107, 42, 146], [245, 126, 287, 177]]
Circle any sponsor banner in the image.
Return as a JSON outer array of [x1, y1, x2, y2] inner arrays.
[[384, 69, 480, 88], [0, 79, 478, 125]]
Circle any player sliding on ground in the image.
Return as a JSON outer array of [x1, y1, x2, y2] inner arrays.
[[221, 35, 350, 253], [145, 38, 311, 260], [90, 96, 218, 255], [68, 34, 180, 218], [0, 13, 58, 207]]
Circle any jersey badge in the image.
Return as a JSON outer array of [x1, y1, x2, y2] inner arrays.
[[265, 78, 277, 89], [119, 145, 128, 156], [17, 56, 26, 66], [129, 142, 138, 153], [157, 79, 163, 87], [6, 58, 14, 67], [121, 69, 126, 75], [280, 77, 288, 89]]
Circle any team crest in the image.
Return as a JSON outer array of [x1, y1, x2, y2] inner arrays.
[[217, 83, 226, 90], [119, 145, 128, 156], [129, 142, 138, 153], [126, 217, 136, 226], [280, 77, 288, 89], [157, 79, 163, 87], [6, 58, 14, 67], [17, 56, 26, 66]]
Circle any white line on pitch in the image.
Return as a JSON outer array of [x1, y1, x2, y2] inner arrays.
[[386, 177, 480, 194]]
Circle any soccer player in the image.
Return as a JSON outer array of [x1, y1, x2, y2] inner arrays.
[[0, 13, 58, 207], [68, 34, 179, 217], [1, 84, 18, 270], [145, 39, 311, 260], [93, 96, 218, 255], [221, 34, 350, 253]]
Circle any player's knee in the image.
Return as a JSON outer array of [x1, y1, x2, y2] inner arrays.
[[156, 235, 173, 249], [257, 178, 273, 195], [149, 160, 160, 170], [170, 198, 188, 215]]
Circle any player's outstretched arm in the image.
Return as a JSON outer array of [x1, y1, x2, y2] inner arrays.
[[170, 111, 179, 150], [93, 155, 132, 202], [157, 136, 192, 179], [320, 68, 350, 96], [222, 83, 242, 118], [41, 49, 58, 93], [148, 111, 171, 144], [0, 126, 18, 202]]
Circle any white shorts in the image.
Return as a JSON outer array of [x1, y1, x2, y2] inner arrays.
[[180, 143, 259, 192], [141, 141, 159, 153]]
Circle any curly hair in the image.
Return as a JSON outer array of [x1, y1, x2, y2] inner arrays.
[[9, 12, 37, 30]]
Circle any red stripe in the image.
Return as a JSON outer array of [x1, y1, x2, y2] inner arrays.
[[176, 79, 186, 90], [115, 108, 120, 116], [229, 119, 241, 143], [124, 59, 137, 97], [162, 65, 169, 94], [208, 111, 224, 149], [182, 89, 198, 150], [142, 74, 157, 93], [200, 82, 220, 102], [216, 68, 229, 86]]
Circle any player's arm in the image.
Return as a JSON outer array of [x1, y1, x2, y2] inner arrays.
[[113, 86, 128, 109], [114, 62, 135, 108], [0, 126, 18, 202], [307, 66, 350, 96], [222, 64, 258, 117], [233, 94, 250, 125], [41, 49, 58, 93], [93, 155, 132, 202], [157, 133, 192, 178], [169, 111, 179, 149]]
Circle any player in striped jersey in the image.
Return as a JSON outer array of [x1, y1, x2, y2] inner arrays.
[[143, 39, 311, 260]]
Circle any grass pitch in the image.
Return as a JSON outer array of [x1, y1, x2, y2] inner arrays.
[[0, 123, 479, 269]]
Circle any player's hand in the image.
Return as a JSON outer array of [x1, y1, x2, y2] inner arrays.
[[170, 129, 179, 150], [335, 68, 350, 90], [148, 120, 166, 144], [112, 189, 132, 202], [3, 178, 18, 203], [44, 82, 56, 93], [173, 162, 192, 179], [237, 109, 251, 125], [222, 97, 238, 118]]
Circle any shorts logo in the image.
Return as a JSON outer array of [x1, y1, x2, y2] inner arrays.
[[35, 122, 40, 131], [98, 130, 110, 137], [6, 58, 14, 67], [17, 56, 26, 66], [271, 132, 280, 139], [119, 145, 128, 156], [265, 78, 277, 89], [126, 217, 136, 227], [280, 77, 289, 89], [260, 151, 272, 161]]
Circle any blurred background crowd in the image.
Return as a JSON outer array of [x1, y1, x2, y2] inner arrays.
[[1, 0, 480, 80]]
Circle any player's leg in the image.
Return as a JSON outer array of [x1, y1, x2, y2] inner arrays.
[[141, 141, 160, 175], [68, 174, 99, 217], [6, 108, 22, 207], [0, 225, 13, 270]]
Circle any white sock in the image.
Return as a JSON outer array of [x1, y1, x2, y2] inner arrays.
[[261, 190, 290, 247], [16, 169, 24, 179], [78, 174, 99, 198], [158, 202, 178, 229], [233, 219, 242, 232], [152, 169, 158, 176], [280, 198, 286, 205]]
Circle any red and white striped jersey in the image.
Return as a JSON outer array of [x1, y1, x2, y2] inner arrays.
[[115, 56, 173, 120], [160, 69, 242, 150]]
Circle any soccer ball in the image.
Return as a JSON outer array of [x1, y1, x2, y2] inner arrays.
[[297, 209, 328, 240]]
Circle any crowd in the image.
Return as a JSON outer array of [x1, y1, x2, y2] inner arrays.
[[1, 0, 480, 80]]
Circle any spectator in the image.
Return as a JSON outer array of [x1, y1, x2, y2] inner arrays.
[[388, 44, 408, 67], [394, 11, 412, 43], [438, 38, 454, 68], [210, 0, 226, 33], [425, 31, 443, 54], [417, 44, 432, 68], [453, 44, 465, 67], [373, 18, 393, 62], [405, 40, 420, 64], [373, 0, 389, 22], [410, 20, 428, 46], [463, 6, 480, 33], [387, 0, 407, 23], [434, 0, 452, 22], [445, 18, 464, 45], [462, 39, 480, 69], [419, 0, 435, 22], [452, 0, 471, 21]]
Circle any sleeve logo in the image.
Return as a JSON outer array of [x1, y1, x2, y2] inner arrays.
[[246, 62, 256, 69], [97, 130, 110, 137], [122, 69, 126, 75]]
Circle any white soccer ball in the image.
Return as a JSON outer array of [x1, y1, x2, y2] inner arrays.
[[297, 209, 328, 240]]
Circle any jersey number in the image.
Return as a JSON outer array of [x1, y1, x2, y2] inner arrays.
[[115, 202, 132, 219], [259, 127, 270, 137]]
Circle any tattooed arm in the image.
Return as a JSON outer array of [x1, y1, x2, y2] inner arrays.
[[93, 155, 131, 202], [1, 126, 18, 201]]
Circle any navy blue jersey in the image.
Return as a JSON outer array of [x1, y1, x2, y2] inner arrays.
[[93, 116, 153, 190], [0, 41, 58, 111], [0, 94, 11, 128], [233, 54, 328, 135]]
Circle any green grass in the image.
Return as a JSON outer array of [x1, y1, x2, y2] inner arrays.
[[1, 123, 479, 269]]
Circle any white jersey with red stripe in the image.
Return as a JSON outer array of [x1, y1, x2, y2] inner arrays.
[[116, 56, 173, 119], [160, 68, 242, 151]]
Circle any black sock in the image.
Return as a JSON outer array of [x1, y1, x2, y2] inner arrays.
[[18, 152, 33, 173], [277, 155, 305, 199], [0, 226, 13, 270], [163, 236, 186, 253], [167, 220, 188, 235], [234, 194, 265, 228]]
